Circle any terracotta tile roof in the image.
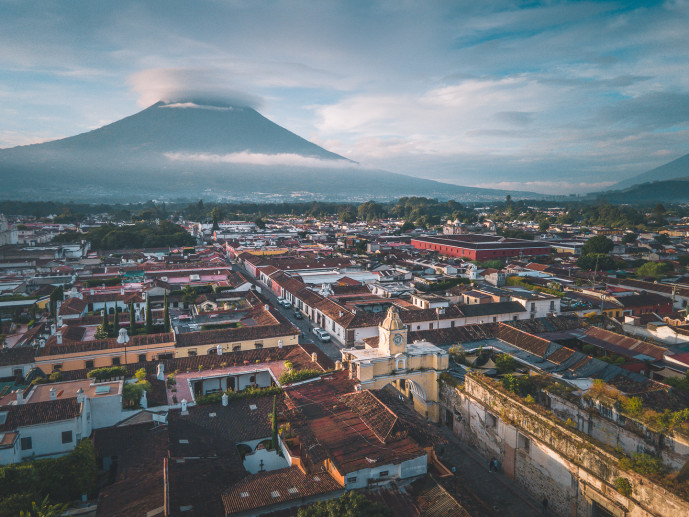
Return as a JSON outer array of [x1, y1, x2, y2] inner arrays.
[[497, 323, 550, 358], [581, 327, 667, 361], [0, 397, 81, 431], [341, 390, 399, 443], [283, 372, 426, 475], [0, 346, 35, 367], [221, 466, 342, 515], [38, 332, 174, 356], [94, 422, 168, 517], [409, 323, 500, 346], [58, 297, 87, 316]]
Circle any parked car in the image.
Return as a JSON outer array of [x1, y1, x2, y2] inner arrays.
[[279, 299, 291, 309], [293, 311, 303, 319], [312, 327, 331, 342]]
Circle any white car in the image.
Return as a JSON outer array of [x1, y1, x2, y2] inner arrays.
[[312, 327, 331, 342], [280, 299, 292, 309]]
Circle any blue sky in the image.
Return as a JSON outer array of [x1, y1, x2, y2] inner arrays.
[[1, 0, 688, 194]]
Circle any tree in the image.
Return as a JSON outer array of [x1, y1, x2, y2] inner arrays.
[[271, 394, 279, 452], [576, 253, 616, 271], [210, 207, 222, 232], [254, 217, 266, 230], [337, 206, 356, 223], [145, 297, 153, 334], [621, 232, 638, 244], [581, 235, 614, 256], [163, 293, 171, 332], [112, 306, 119, 337], [400, 221, 415, 233], [101, 303, 110, 335], [538, 221, 550, 233], [495, 354, 517, 374], [129, 301, 136, 336], [94, 324, 109, 340], [636, 261, 671, 280], [654, 233, 671, 245], [652, 203, 667, 225], [298, 491, 392, 517]]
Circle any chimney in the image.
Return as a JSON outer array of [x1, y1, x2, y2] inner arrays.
[[311, 352, 318, 362], [15, 388, 24, 405], [222, 393, 229, 406], [90, 288, 94, 295], [121, 287, 125, 296], [76, 388, 84, 403], [50, 387, 57, 401], [57, 316, 63, 327], [56, 332, 63, 345], [181, 398, 188, 414], [142, 292, 147, 300], [278, 339, 283, 349], [156, 363, 165, 381], [216, 344, 223, 356], [264, 304, 270, 311], [50, 324, 56, 335]]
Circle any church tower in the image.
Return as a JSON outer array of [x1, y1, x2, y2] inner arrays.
[[378, 306, 407, 355]]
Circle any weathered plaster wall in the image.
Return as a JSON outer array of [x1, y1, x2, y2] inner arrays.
[[439, 376, 689, 517]]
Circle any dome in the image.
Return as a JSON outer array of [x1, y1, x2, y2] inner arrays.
[[381, 306, 404, 331]]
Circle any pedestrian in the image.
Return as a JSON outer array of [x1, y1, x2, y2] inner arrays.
[[451, 465, 456, 474], [493, 458, 499, 473], [542, 496, 548, 515], [489, 457, 495, 472]]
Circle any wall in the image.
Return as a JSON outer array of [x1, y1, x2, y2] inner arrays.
[[343, 454, 427, 489], [440, 376, 689, 517]]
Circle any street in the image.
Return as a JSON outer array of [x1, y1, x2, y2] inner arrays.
[[232, 262, 343, 362]]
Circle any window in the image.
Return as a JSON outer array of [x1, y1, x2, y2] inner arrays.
[[188, 350, 197, 357], [53, 364, 62, 371], [517, 432, 530, 452], [486, 412, 497, 428], [208, 347, 217, 355], [450, 321, 455, 327], [378, 470, 389, 478], [346, 476, 357, 483], [112, 357, 121, 366], [493, 317, 497, 323], [429, 323, 433, 330], [138, 353, 147, 363], [84, 360, 94, 369], [20, 437, 32, 450], [233, 345, 241, 352], [549, 301, 555, 311], [249, 375, 256, 383], [62, 430, 73, 444], [254, 342, 263, 349], [158, 353, 174, 360], [13, 368, 23, 378]]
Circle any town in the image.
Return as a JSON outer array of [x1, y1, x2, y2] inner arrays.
[[0, 197, 688, 516]]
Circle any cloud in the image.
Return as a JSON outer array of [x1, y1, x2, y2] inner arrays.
[[128, 68, 263, 109], [471, 180, 617, 195], [164, 151, 358, 169]]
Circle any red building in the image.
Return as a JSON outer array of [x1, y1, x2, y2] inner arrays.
[[410, 234, 551, 261]]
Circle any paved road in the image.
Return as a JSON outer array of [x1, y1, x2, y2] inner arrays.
[[232, 263, 343, 362], [436, 426, 545, 516]]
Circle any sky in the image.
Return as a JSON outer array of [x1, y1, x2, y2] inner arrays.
[[1, 0, 688, 195]]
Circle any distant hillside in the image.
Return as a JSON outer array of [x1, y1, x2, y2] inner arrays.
[[595, 177, 689, 204], [612, 153, 689, 190], [0, 101, 544, 203]]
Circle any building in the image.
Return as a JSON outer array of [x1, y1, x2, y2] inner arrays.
[[341, 306, 449, 422], [410, 234, 551, 260]]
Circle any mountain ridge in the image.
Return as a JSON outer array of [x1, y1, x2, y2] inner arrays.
[[610, 152, 689, 190], [0, 101, 545, 202]]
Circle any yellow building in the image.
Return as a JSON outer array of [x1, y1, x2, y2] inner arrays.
[[341, 306, 448, 422]]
